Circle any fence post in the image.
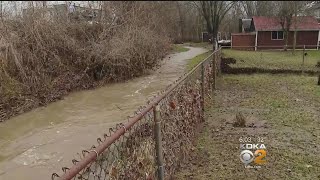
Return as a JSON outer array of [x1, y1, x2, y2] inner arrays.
[[154, 105, 164, 180], [201, 63, 205, 120], [217, 50, 221, 77], [302, 45, 305, 74], [212, 52, 216, 91]]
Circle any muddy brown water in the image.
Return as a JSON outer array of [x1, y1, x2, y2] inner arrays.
[[0, 46, 207, 180]]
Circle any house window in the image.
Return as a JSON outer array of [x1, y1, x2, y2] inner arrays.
[[271, 31, 284, 40]]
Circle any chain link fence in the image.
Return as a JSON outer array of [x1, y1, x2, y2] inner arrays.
[[221, 45, 320, 74], [51, 49, 221, 180]]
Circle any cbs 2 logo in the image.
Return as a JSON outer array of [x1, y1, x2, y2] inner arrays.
[[240, 149, 267, 165]]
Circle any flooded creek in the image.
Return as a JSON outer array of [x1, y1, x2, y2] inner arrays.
[[0, 46, 207, 179]]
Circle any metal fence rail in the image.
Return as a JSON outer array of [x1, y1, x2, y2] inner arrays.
[[222, 45, 320, 50], [51, 48, 221, 180]]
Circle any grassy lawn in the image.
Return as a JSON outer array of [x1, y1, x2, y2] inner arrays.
[[222, 49, 320, 72], [172, 44, 190, 53], [186, 51, 212, 71], [175, 74, 320, 179]]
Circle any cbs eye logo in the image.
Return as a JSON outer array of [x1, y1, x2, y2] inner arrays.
[[240, 149, 267, 165]]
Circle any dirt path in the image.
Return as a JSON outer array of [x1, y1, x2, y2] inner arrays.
[[175, 74, 320, 180], [0, 46, 208, 180]]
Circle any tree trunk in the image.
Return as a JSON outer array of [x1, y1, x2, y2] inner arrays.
[[14, 1, 17, 17], [176, 2, 184, 42], [201, 2, 213, 35], [205, 17, 213, 35], [284, 31, 289, 51], [293, 30, 297, 52], [196, 12, 200, 42], [212, 27, 218, 50], [293, 2, 297, 54], [0, 1, 3, 18]]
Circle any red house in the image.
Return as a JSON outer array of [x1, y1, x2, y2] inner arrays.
[[232, 16, 320, 50]]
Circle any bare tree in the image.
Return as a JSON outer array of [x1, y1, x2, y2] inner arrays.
[[278, 1, 294, 51], [222, 2, 245, 34], [176, 2, 184, 42], [196, 1, 235, 49], [241, 1, 277, 18], [181, 1, 205, 42], [241, 1, 256, 18], [0, 1, 3, 19], [256, 1, 277, 16], [292, 1, 309, 52], [277, 1, 309, 51]]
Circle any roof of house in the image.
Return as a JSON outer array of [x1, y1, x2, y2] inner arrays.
[[252, 16, 320, 31]]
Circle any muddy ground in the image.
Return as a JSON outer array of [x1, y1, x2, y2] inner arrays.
[[175, 74, 320, 180]]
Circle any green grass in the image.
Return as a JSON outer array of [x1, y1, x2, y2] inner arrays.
[[224, 74, 320, 108], [221, 74, 320, 133], [186, 51, 212, 71], [222, 49, 320, 71], [172, 44, 190, 53]]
